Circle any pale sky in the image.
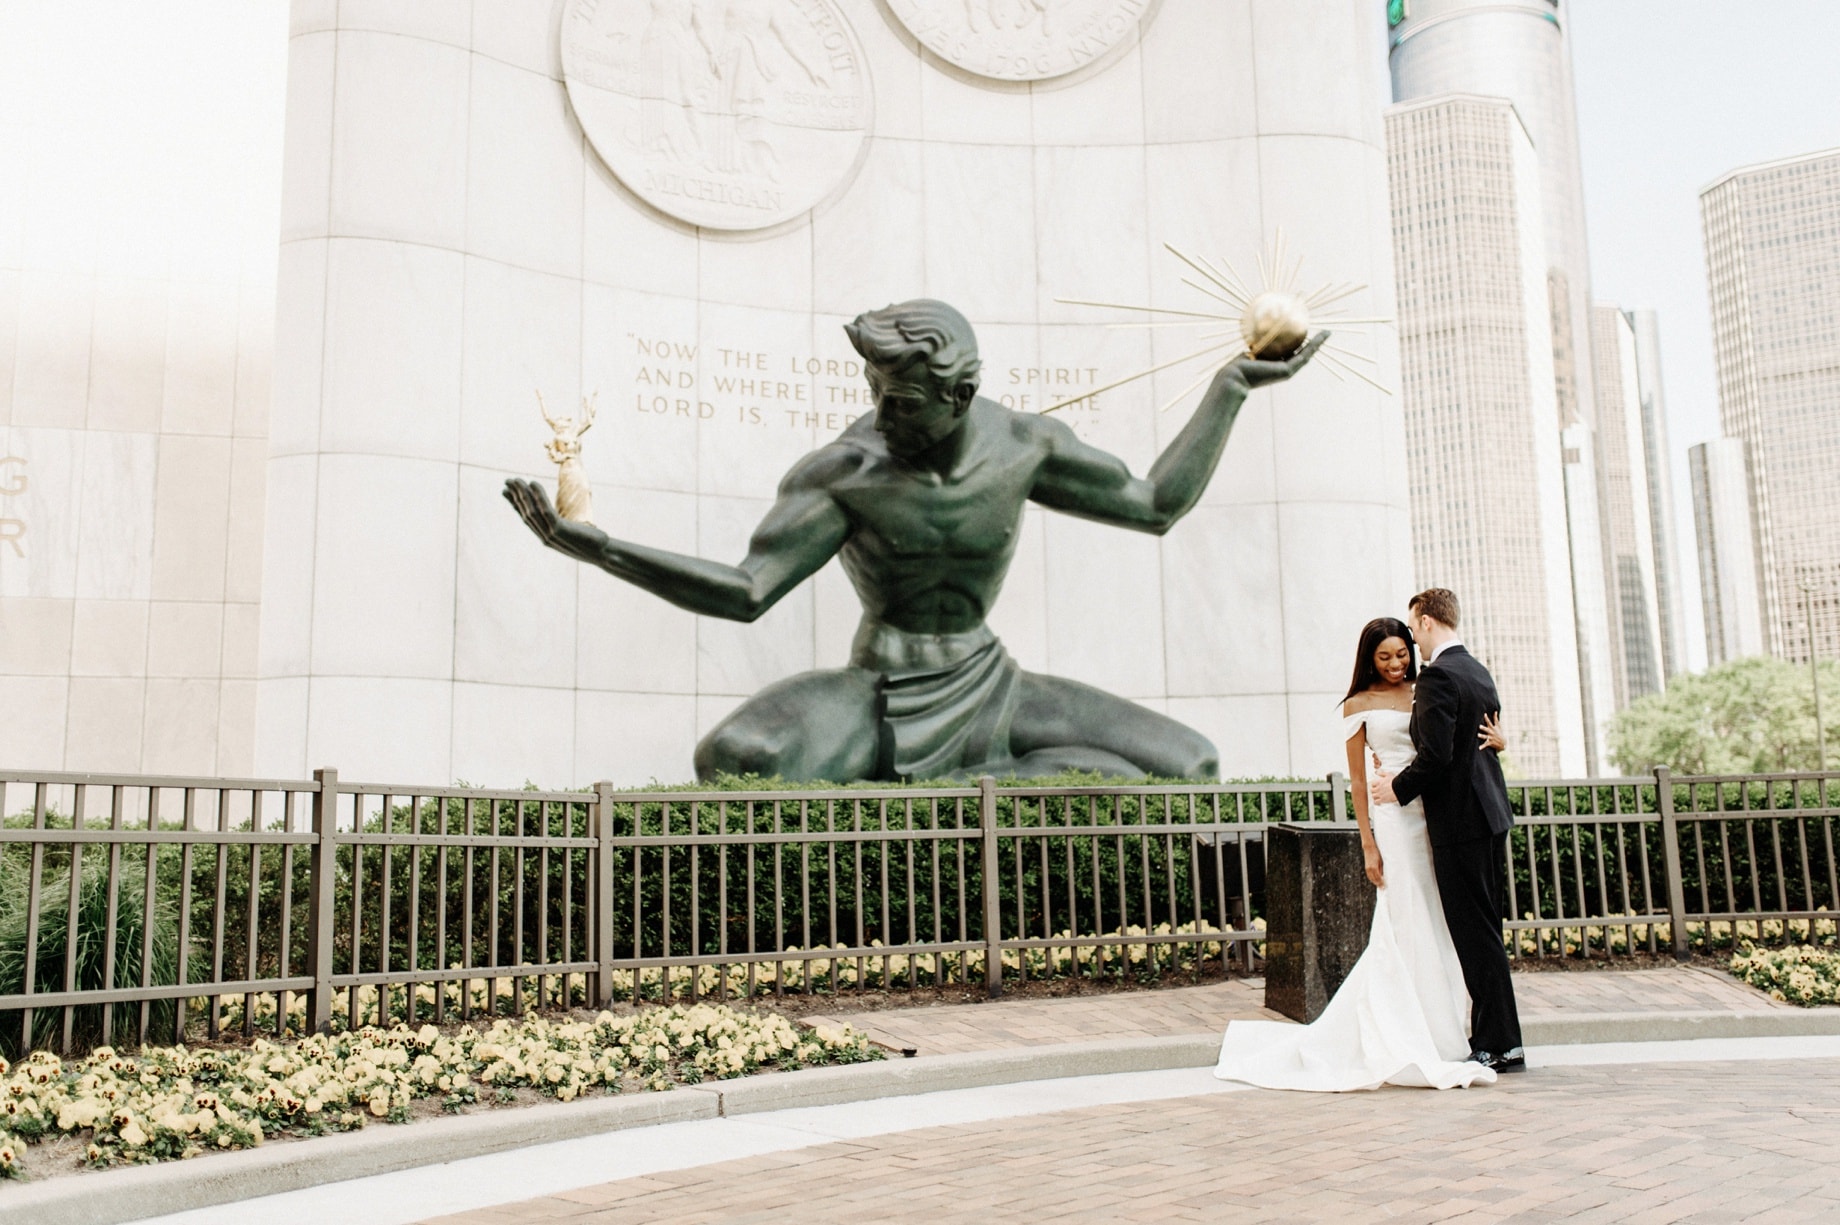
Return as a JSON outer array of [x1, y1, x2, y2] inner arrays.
[[1570, 0, 1840, 670]]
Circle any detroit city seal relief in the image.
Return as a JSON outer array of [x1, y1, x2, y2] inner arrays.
[[562, 0, 871, 231], [884, 0, 1152, 82]]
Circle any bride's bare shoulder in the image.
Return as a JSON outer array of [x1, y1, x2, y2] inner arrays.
[[1342, 693, 1378, 717]]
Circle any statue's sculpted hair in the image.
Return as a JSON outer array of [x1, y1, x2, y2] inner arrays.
[[844, 300, 982, 392]]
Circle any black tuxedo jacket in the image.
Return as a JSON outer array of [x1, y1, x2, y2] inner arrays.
[[1390, 645, 1514, 848]]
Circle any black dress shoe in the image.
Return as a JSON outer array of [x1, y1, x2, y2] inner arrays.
[[1469, 1048, 1526, 1074]]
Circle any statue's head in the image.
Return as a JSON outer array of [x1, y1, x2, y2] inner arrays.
[[845, 300, 981, 458]]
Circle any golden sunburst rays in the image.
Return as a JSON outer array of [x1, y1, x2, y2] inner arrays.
[[1042, 232, 1393, 415]]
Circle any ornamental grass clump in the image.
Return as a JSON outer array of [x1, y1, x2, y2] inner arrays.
[[1729, 943, 1840, 1007], [0, 1004, 877, 1181]]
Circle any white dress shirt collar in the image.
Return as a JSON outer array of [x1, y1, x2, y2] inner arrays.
[[1428, 637, 1464, 664]]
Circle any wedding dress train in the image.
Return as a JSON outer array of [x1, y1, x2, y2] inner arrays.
[[1214, 707, 1496, 1091]]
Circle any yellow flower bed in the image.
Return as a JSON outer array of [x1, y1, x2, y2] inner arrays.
[[1729, 942, 1840, 1007], [0, 1005, 877, 1181]]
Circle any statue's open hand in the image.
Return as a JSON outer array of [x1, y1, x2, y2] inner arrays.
[[503, 477, 605, 561], [1220, 330, 1331, 391]]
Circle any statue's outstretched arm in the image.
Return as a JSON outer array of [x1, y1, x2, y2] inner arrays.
[[1028, 333, 1327, 535], [503, 452, 851, 622]]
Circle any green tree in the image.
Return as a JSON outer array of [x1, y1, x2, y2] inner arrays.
[[1609, 656, 1840, 775]]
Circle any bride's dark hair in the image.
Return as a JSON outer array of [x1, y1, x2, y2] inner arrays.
[[1342, 617, 1418, 703]]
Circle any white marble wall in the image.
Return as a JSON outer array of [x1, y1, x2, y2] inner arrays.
[[258, 0, 1412, 788], [0, 270, 271, 776]]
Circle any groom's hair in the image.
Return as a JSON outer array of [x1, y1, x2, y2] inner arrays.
[[1410, 587, 1461, 629]]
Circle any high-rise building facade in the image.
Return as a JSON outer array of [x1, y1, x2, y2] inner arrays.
[[1628, 309, 1690, 680], [1389, 0, 1619, 768], [1589, 305, 1665, 703], [1688, 438, 1765, 667], [1387, 94, 1586, 776], [1702, 147, 1840, 664]]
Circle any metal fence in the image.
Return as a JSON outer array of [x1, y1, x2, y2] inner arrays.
[[3, 766, 1837, 1056]]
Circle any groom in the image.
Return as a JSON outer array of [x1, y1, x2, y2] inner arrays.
[[1371, 587, 1525, 1073]]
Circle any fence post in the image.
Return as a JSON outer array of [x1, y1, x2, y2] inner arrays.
[[595, 780, 616, 1008], [1656, 767, 1689, 960], [1328, 771, 1349, 822], [979, 775, 1003, 998], [306, 768, 339, 1033]]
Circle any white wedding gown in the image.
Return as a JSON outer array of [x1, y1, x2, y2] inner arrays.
[[1214, 707, 1496, 1091]]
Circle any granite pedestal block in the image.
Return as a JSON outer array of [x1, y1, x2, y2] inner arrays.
[[1264, 821, 1375, 1023]]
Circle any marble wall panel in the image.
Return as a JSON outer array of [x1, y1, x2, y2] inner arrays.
[[308, 454, 456, 679], [811, 140, 926, 318], [842, 0, 923, 142], [336, 0, 471, 46], [1165, 694, 1291, 781], [1, 426, 83, 599], [1278, 499, 1403, 696], [573, 486, 698, 695], [279, 32, 336, 243], [466, 56, 583, 279], [225, 437, 267, 604], [233, 287, 275, 440], [146, 601, 224, 679], [217, 678, 258, 775], [577, 690, 698, 788], [0, 598, 72, 675], [693, 303, 828, 500], [1248, 0, 1374, 143], [1033, 144, 1150, 325], [320, 239, 464, 463], [694, 495, 815, 697], [329, 30, 470, 249], [921, 143, 1038, 323], [472, 0, 564, 81], [305, 675, 453, 783], [1139, 0, 1257, 145], [698, 227, 816, 317], [451, 681, 575, 789], [1042, 513, 1166, 699], [1028, 38, 1146, 148], [222, 602, 261, 679], [1160, 502, 1287, 697], [64, 677, 145, 772], [253, 675, 309, 778], [87, 279, 170, 433], [458, 257, 581, 473], [581, 162, 698, 298], [70, 599, 148, 678], [72, 429, 157, 600], [268, 239, 328, 460], [257, 454, 317, 679], [149, 434, 232, 603], [580, 286, 698, 494], [0, 676, 68, 767], [916, 55, 1032, 147], [141, 678, 221, 776], [453, 464, 577, 689], [162, 280, 240, 436]]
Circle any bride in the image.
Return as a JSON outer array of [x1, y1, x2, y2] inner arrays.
[[1214, 617, 1507, 1091]]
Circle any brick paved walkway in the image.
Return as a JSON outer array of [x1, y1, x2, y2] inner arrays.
[[423, 1058, 1840, 1223], [797, 966, 1793, 1056]]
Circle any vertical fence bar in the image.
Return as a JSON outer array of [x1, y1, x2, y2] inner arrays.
[[979, 775, 1002, 997], [596, 782, 616, 1008], [1657, 768, 1688, 959], [306, 769, 339, 1034]]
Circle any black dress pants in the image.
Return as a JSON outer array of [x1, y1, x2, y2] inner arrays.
[[1433, 831, 1523, 1054]]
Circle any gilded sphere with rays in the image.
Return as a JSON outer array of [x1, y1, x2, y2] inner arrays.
[[1240, 290, 1311, 362]]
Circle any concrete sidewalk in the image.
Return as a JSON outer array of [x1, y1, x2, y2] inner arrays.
[[796, 964, 1823, 1056]]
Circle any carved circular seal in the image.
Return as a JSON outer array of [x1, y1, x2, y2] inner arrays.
[[883, 0, 1151, 82], [562, 0, 872, 231]]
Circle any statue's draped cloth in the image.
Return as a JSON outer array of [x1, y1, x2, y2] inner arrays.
[[852, 623, 1020, 779]]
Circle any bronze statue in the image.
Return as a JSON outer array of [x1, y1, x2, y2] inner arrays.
[[505, 300, 1325, 781]]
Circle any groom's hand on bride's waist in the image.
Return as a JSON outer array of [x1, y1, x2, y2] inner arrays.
[[1370, 770, 1399, 806]]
